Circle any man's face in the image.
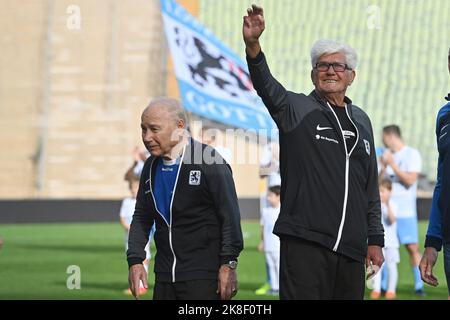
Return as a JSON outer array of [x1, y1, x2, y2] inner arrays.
[[141, 107, 184, 158], [311, 52, 356, 97], [382, 133, 392, 149]]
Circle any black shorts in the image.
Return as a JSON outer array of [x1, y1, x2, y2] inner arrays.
[[153, 279, 220, 300], [280, 236, 365, 300]]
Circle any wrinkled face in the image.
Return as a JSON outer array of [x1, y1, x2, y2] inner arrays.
[[379, 186, 391, 203], [141, 107, 185, 158], [311, 52, 356, 97]]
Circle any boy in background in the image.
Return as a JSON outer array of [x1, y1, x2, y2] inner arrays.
[[371, 178, 400, 299], [120, 174, 154, 296], [258, 185, 281, 296]]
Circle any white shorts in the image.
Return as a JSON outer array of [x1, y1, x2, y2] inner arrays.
[[383, 247, 400, 264]]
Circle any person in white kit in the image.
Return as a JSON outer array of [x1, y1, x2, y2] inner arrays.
[[120, 175, 154, 296], [258, 184, 281, 296], [255, 140, 280, 295], [379, 124, 425, 296], [371, 178, 400, 300]]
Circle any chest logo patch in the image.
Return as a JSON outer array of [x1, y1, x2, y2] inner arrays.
[[363, 139, 371, 156], [189, 170, 201, 185]]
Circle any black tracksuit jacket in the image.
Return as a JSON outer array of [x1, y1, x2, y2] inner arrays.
[[127, 139, 243, 282], [247, 51, 384, 263]]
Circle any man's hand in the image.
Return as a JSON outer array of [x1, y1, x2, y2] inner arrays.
[[381, 149, 394, 166], [419, 247, 439, 286], [365, 245, 384, 279], [128, 264, 148, 300], [243, 4, 265, 58], [217, 265, 238, 300]]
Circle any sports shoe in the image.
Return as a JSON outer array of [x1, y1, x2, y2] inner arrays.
[[123, 288, 133, 295], [370, 291, 381, 299], [123, 287, 148, 296], [254, 283, 270, 295], [138, 287, 148, 295], [415, 289, 426, 297], [385, 291, 396, 300], [267, 289, 279, 296]]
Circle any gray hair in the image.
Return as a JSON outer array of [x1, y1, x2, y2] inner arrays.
[[146, 97, 187, 124], [311, 39, 358, 70]]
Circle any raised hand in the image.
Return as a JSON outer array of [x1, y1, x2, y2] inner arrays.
[[243, 4, 265, 57]]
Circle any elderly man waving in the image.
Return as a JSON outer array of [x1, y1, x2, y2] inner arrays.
[[243, 4, 384, 299]]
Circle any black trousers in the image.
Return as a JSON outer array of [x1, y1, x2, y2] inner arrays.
[[153, 279, 220, 300], [280, 236, 365, 300]]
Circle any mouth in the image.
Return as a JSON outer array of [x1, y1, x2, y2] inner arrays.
[[323, 79, 338, 83], [145, 144, 159, 151]]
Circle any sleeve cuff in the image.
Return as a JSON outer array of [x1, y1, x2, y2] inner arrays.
[[246, 50, 264, 65], [127, 258, 144, 269], [424, 235, 442, 251], [220, 255, 238, 265], [368, 235, 384, 247]]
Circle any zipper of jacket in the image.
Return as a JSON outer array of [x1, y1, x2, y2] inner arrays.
[[326, 102, 359, 251], [168, 145, 187, 282], [149, 144, 187, 283]]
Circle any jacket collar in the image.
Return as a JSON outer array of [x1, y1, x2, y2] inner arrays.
[[445, 93, 450, 101], [310, 90, 353, 115]]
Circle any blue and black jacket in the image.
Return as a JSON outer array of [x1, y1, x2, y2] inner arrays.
[[127, 139, 243, 282], [425, 94, 450, 250]]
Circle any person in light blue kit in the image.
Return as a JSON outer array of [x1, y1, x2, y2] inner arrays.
[[420, 47, 450, 300], [379, 125, 424, 296]]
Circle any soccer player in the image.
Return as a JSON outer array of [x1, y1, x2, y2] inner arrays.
[[380, 125, 425, 296]]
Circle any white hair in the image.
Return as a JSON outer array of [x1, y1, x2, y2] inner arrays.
[[146, 97, 187, 124], [311, 39, 358, 70]]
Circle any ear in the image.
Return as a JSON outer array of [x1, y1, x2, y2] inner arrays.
[[348, 70, 356, 86], [177, 119, 185, 129], [310, 69, 316, 85]]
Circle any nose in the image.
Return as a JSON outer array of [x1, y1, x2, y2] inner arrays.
[[325, 66, 337, 75], [142, 129, 154, 143]]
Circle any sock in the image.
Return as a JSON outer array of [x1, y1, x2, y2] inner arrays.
[[413, 266, 423, 290], [380, 264, 388, 291], [387, 262, 398, 293]]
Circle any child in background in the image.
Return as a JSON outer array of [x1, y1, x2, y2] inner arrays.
[[258, 185, 281, 296], [120, 174, 154, 296], [371, 177, 400, 299]]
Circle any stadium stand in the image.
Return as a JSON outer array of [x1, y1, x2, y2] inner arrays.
[[199, 0, 450, 182]]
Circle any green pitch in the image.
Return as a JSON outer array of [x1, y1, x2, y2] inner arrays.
[[0, 221, 447, 299]]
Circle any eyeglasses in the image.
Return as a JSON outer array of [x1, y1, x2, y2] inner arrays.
[[314, 62, 352, 72]]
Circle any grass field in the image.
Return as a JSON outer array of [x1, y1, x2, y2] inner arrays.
[[0, 221, 448, 300]]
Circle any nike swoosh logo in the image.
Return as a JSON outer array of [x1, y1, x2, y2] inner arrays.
[[317, 124, 332, 131]]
